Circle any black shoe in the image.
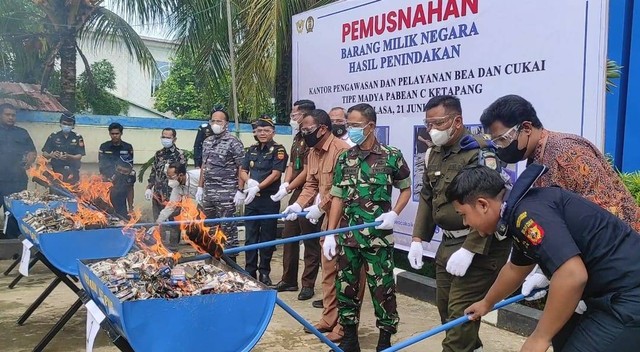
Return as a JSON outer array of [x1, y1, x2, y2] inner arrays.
[[376, 329, 392, 351], [259, 274, 273, 286], [312, 299, 324, 308], [274, 281, 299, 292], [330, 324, 360, 352], [298, 287, 314, 300]]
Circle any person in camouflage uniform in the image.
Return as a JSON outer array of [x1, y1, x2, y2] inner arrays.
[[326, 103, 412, 352], [145, 128, 187, 221], [195, 108, 245, 257]]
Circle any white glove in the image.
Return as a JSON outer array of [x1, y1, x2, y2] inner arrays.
[[304, 204, 324, 221], [244, 185, 260, 205], [374, 211, 398, 230], [234, 190, 245, 207], [270, 182, 289, 202], [522, 272, 549, 301], [323, 234, 337, 260], [446, 248, 475, 276], [575, 300, 587, 314], [195, 187, 204, 203], [283, 203, 303, 221], [144, 189, 153, 201], [246, 179, 259, 188], [407, 241, 424, 269]]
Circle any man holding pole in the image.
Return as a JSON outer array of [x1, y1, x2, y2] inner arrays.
[[282, 109, 363, 342], [271, 100, 321, 301], [326, 103, 412, 351]]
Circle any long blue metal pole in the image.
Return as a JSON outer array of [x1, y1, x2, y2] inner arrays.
[[125, 212, 309, 229], [276, 297, 343, 352], [180, 221, 382, 263], [381, 293, 534, 352]]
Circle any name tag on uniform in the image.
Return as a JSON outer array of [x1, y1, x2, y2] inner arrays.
[[435, 171, 441, 176], [120, 151, 129, 155]]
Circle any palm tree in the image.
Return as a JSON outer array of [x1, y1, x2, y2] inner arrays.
[[0, 0, 173, 112], [170, 0, 332, 120]]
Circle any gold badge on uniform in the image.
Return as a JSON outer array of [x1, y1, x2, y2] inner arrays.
[[250, 160, 255, 168], [277, 150, 285, 160]]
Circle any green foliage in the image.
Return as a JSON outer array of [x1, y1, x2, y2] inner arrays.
[[76, 60, 128, 115], [620, 172, 640, 206], [606, 59, 622, 93], [153, 54, 208, 119]]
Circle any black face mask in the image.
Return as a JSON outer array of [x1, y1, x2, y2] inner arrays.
[[332, 124, 347, 137], [496, 134, 530, 164], [303, 130, 324, 147]]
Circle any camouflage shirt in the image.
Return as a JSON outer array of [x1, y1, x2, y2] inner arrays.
[[147, 145, 187, 199], [201, 131, 245, 191], [330, 140, 411, 248]]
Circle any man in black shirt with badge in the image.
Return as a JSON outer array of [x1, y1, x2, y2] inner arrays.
[[240, 116, 288, 286], [99, 123, 134, 181], [0, 103, 36, 238], [448, 164, 640, 352], [42, 113, 85, 184]]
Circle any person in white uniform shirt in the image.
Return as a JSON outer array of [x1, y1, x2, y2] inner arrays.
[[156, 162, 191, 251]]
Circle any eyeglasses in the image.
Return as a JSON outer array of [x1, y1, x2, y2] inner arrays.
[[255, 128, 273, 135], [300, 125, 319, 136], [491, 124, 521, 148], [289, 112, 302, 119], [423, 115, 455, 130]]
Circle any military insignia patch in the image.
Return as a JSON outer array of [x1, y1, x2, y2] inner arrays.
[[277, 150, 285, 160], [516, 211, 527, 228], [485, 156, 497, 170], [521, 220, 544, 245]]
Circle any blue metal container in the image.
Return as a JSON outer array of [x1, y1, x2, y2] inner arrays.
[[78, 259, 277, 352], [4, 197, 78, 219], [18, 220, 134, 276]]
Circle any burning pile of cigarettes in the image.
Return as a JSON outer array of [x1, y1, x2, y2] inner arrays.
[[7, 190, 76, 206], [22, 207, 121, 233], [89, 251, 264, 301]]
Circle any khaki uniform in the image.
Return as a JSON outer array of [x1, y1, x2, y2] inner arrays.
[[412, 130, 511, 352]]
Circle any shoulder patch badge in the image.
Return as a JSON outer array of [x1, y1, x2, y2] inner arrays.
[[521, 220, 544, 245], [516, 211, 527, 228], [277, 149, 286, 160]]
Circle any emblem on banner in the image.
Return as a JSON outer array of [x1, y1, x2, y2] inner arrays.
[[296, 19, 304, 34], [306, 16, 315, 33]]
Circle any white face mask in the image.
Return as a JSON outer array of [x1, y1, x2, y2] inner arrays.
[[429, 124, 455, 146], [289, 119, 299, 132], [168, 179, 180, 189], [161, 138, 173, 148], [211, 124, 225, 135]]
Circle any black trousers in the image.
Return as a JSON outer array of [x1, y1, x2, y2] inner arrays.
[[244, 194, 280, 278], [0, 179, 28, 239]]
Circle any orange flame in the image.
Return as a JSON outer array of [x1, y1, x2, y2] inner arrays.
[[122, 208, 181, 261], [60, 204, 108, 228], [174, 197, 227, 258], [76, 175, 113, 207]]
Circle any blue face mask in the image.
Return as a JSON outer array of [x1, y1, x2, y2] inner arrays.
[[348, 126, 368, 145], [61, 125, 73, 133]]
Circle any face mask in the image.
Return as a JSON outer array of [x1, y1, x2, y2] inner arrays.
[[289, 119, 299, 132], [348, 126, 368, 145], [496, 136, 529, 164], [161, 138, 173, 148], [332, 124, 347, 137], [211, 124, 225, 135], [168, 179, 180, 189], [303, 129, 324, 147], [61, 125, 73, 133], [428, 123, 455, 147]]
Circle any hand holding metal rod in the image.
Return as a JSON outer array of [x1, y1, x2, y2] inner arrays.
[[179, 221, 383, 264]]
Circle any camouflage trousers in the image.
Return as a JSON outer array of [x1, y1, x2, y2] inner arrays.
[[336, 245, 399, 333], [202, 191, 238, 254]]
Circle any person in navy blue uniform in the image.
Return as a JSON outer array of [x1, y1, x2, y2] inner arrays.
[[0, 103, 36, 238], [98, 123, 134, 181], [193, 107, 224, 168], [447, 164, 640, 352], [42, 113, 85, 184], [239, 116, 288, 286], [109, 157, 136, 219]]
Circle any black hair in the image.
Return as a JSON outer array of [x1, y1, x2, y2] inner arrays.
[[210, 106, 230, 122], [162, 127, 177, 138], [304, 109, 332, 130], [108, 122, 123, 133], [0, 103, 16, 113], [424, 95, 462, 115], [480, 95, 543, 129], [293, 99, 316, 113], [347, 103, 377, 123], [446, 165, 507, 204], [167, 162, 186, 175]]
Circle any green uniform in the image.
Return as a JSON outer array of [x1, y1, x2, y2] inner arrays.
[[330, 140, 411, 333], [412, 130, 512, 352]]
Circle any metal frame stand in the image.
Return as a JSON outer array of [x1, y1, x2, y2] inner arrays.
[[8, 256, 40, 289], [3, 253, 21, 276]]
